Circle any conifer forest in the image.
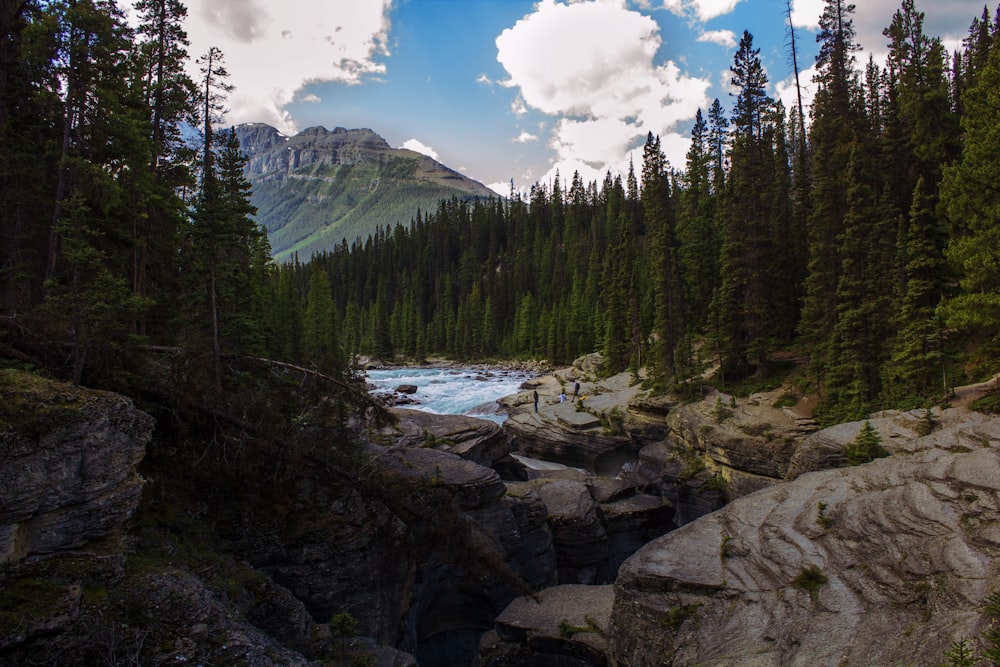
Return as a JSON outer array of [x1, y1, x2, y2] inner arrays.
[[3, 0, 1000, 427]]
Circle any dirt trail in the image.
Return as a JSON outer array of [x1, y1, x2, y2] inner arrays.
[[950, 373, 1000, 409]]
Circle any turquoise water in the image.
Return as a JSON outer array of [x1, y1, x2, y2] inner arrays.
[[365, 366, 535, 424]]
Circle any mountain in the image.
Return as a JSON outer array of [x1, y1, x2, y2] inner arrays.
[[234, 123, 499, 261]]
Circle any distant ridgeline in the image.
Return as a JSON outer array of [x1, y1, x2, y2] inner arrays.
[[234, 124, 498, 261]]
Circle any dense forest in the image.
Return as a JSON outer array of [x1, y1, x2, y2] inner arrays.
[[295, 0, 1000, 424], [2, 0, 1000, 426]]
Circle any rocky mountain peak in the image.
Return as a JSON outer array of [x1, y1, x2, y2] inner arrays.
[[231, 122, 498, 260]]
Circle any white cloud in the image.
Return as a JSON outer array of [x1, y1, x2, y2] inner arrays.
[[477, 73, 492, 86], [697, 29, 737, 48], [510, 95, 528, 117], [514, 131, 539, 143], [496, 0, 710, 183], [170, 0, 392, 135], [400, 139, 439, 160], [661, 0, 743, 23], [790, 0, 823, 30], [487, 181, 515, 197], [775, 62, 818, 122]]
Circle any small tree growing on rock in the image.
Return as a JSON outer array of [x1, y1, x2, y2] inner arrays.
[[844, 420, 889, 465]]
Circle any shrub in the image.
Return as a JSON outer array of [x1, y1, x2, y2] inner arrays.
[[712, 395, 731, 423], [816, 501, 833, 529], [773, 392, 799, 408], [664, 604, 699, 629], [719, 533, 733, 560], [330, 611, 359, 638], [792, 565, 828, 602], [677, 454, 707, 482], [600, 406, 626, 436], [914, 407, 936, 437], [971, 391, 1000, 414], [700, 473, 728, 498]]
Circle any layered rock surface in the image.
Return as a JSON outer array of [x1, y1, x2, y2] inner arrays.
[[0, 369, 152, 562], [610, 438, 1000, 666]]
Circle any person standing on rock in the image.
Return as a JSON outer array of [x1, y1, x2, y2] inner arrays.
[[533, 390, 539, 412], [573, 380, 580, 398]]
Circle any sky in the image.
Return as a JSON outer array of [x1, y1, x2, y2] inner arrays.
[[139, 0, 991, 195]]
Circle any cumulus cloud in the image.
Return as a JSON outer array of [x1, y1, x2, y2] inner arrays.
[[697, 29, 737, 48], [496, 0, 710, 183], [477, 73, 492, 86], [174, 0, 392, 135], [662, 0, 743, 23], [400, 139, 439, 160], [197, 0, 269, 43], [514, 130, 539, 143], [790, 0, 823, 30]]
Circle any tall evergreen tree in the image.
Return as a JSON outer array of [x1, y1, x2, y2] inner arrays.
[[642, 132, 686, 386], [130, 0, 194, 330], [887, 177, 947, 404], [939, 28, 1000, 368], [712, 31, 778, 380], [800, 0, 861, 390], [678, 109, 719, 329]]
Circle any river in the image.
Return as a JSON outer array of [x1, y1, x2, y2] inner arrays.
[[364, 366, 536, 424]]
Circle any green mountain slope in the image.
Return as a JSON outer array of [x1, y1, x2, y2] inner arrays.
[[234, 123, 498, 261]]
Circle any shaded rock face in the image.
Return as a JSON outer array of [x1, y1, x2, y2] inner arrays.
[[0, 554, 315, 667], [535, 479, 608, 585], [0, 370, 153, 563], [231, 411, 536, 658], [609, 443, 1000, 667], [508, 477, 674, 587], [360, 414, 558, 665], [246, 478, 416, 647]]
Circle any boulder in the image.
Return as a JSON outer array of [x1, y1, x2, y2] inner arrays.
[[478, 584, 614, 667], [385, 408, 510, 468], [395, 384, 418, 394]]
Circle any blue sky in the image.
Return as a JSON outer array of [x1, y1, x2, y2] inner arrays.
[[160, 0, 988, 195]]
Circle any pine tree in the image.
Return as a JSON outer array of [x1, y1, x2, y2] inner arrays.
[[887, 177, 946, 405], [678, 109, 719, 329], [130, 0, 194, 331], [642, 132, 685, 386], [183, 61, 262, 392], [302, 269, 341, 369], [712, 31, 778, 380], [939, 32, 1000, 368], [820, 139, 893, 422], [800, 0, 861, 390]]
